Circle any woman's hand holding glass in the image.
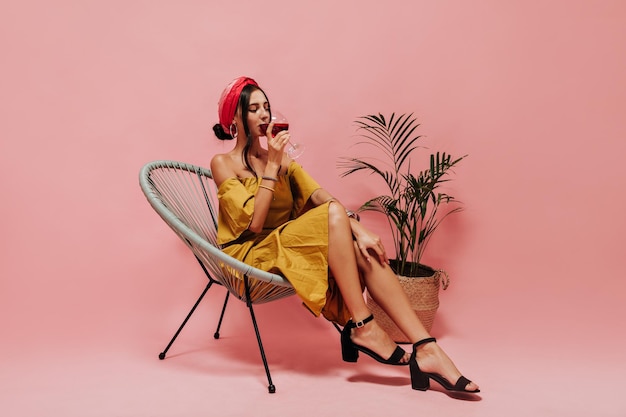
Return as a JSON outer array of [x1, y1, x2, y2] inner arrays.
[[260, 110, 305, 159], [264, 121, 291, 166]]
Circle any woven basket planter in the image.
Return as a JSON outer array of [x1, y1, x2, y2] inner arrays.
[[366, 266, 449, 343]]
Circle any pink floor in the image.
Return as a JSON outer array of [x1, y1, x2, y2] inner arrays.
[[2, 271, 623, 417]]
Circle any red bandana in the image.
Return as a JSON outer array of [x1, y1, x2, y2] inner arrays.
[[217, 76, 259, 131]]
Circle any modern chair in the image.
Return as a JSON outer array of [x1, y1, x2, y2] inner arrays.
[[139, 160, 296, 393]]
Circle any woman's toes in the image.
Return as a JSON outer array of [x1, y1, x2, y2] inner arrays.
[[465, 381, 479, 392]]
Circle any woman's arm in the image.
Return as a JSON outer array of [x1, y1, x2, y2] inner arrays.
[[247, 161, 281, 233], [349, 218, 389, 265], [246, 126, 290, 233], [209, 154, 276, 234], [309, 187, 336, 207]]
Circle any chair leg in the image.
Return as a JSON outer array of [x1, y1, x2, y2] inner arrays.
[[244, 275, 276, 394], [159, 281, 213, 360], [213, 291, 230, 339]]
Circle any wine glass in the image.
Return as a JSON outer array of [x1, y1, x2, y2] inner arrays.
[[259, 110, 305, 159]]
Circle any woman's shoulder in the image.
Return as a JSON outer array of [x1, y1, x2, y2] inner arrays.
[[210, 152, 231, 168], [210, 152, 239, 186]]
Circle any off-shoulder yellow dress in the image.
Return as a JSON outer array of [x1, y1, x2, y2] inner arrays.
[[216, 161, 352, 325]]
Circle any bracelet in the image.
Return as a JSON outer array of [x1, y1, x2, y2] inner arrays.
[[261, 176, 278, 182], [258, 184, 275, 193], [346, 210, 360, 221]]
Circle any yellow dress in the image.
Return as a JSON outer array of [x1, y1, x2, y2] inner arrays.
[[216, 161, 352, 325]]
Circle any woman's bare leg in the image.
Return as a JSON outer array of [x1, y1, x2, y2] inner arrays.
[[354, 246, 479, 391], [326, 203, 409, 363]]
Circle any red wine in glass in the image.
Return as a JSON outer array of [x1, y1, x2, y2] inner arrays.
[[259, 123, 289, 137], [259, 110, 305, 159]]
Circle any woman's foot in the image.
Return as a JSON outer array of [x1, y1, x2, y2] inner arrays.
[[413, 339, 479, 392], [348, 316, 410, 365]]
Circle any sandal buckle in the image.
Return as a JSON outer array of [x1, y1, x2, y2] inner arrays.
[[351, 314, 373, 329]]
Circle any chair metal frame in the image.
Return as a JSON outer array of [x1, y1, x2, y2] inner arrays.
[[139, 160, 296, 393]]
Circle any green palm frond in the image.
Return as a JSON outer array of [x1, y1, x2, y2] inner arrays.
[[339, 113, 424, 196], [338, 113, 467, 275]]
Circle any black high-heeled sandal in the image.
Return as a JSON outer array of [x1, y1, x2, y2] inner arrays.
[[409, 337, 480, 392], [341, 314, 408, 366]]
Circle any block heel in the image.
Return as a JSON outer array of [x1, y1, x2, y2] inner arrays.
[[409, 337, 480, 393], [340, 314, 408, 366]]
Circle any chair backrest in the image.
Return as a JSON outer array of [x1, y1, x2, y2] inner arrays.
[[139, 160, 294, 304]]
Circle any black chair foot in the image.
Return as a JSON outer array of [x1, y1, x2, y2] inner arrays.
[[158, 352, 166, 360], [268, 384, 276, 394], [214, 332, 220, 339]]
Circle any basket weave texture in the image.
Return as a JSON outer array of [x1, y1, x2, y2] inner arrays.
[[366, 270, 449, 343]]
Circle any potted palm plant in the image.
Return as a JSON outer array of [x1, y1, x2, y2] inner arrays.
[[338, 113, 466, 341]]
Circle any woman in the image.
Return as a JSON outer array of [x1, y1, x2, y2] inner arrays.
[[210, 76, 479, 393]]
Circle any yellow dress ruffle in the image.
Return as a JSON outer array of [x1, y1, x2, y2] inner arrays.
[[216, 161, 352, 325]]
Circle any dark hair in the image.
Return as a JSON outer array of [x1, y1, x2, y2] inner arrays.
[[213, 84, 271, 175], [212, 123, 232, 140]]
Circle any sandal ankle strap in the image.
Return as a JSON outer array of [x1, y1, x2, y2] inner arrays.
[[347, 314, 374, 329], [413, 337, 437, 349]]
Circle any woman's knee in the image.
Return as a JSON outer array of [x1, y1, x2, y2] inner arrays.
[[327, 201, 349, 228]]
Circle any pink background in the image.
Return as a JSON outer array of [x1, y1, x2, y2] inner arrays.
[[1, 1, 625, 416]]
